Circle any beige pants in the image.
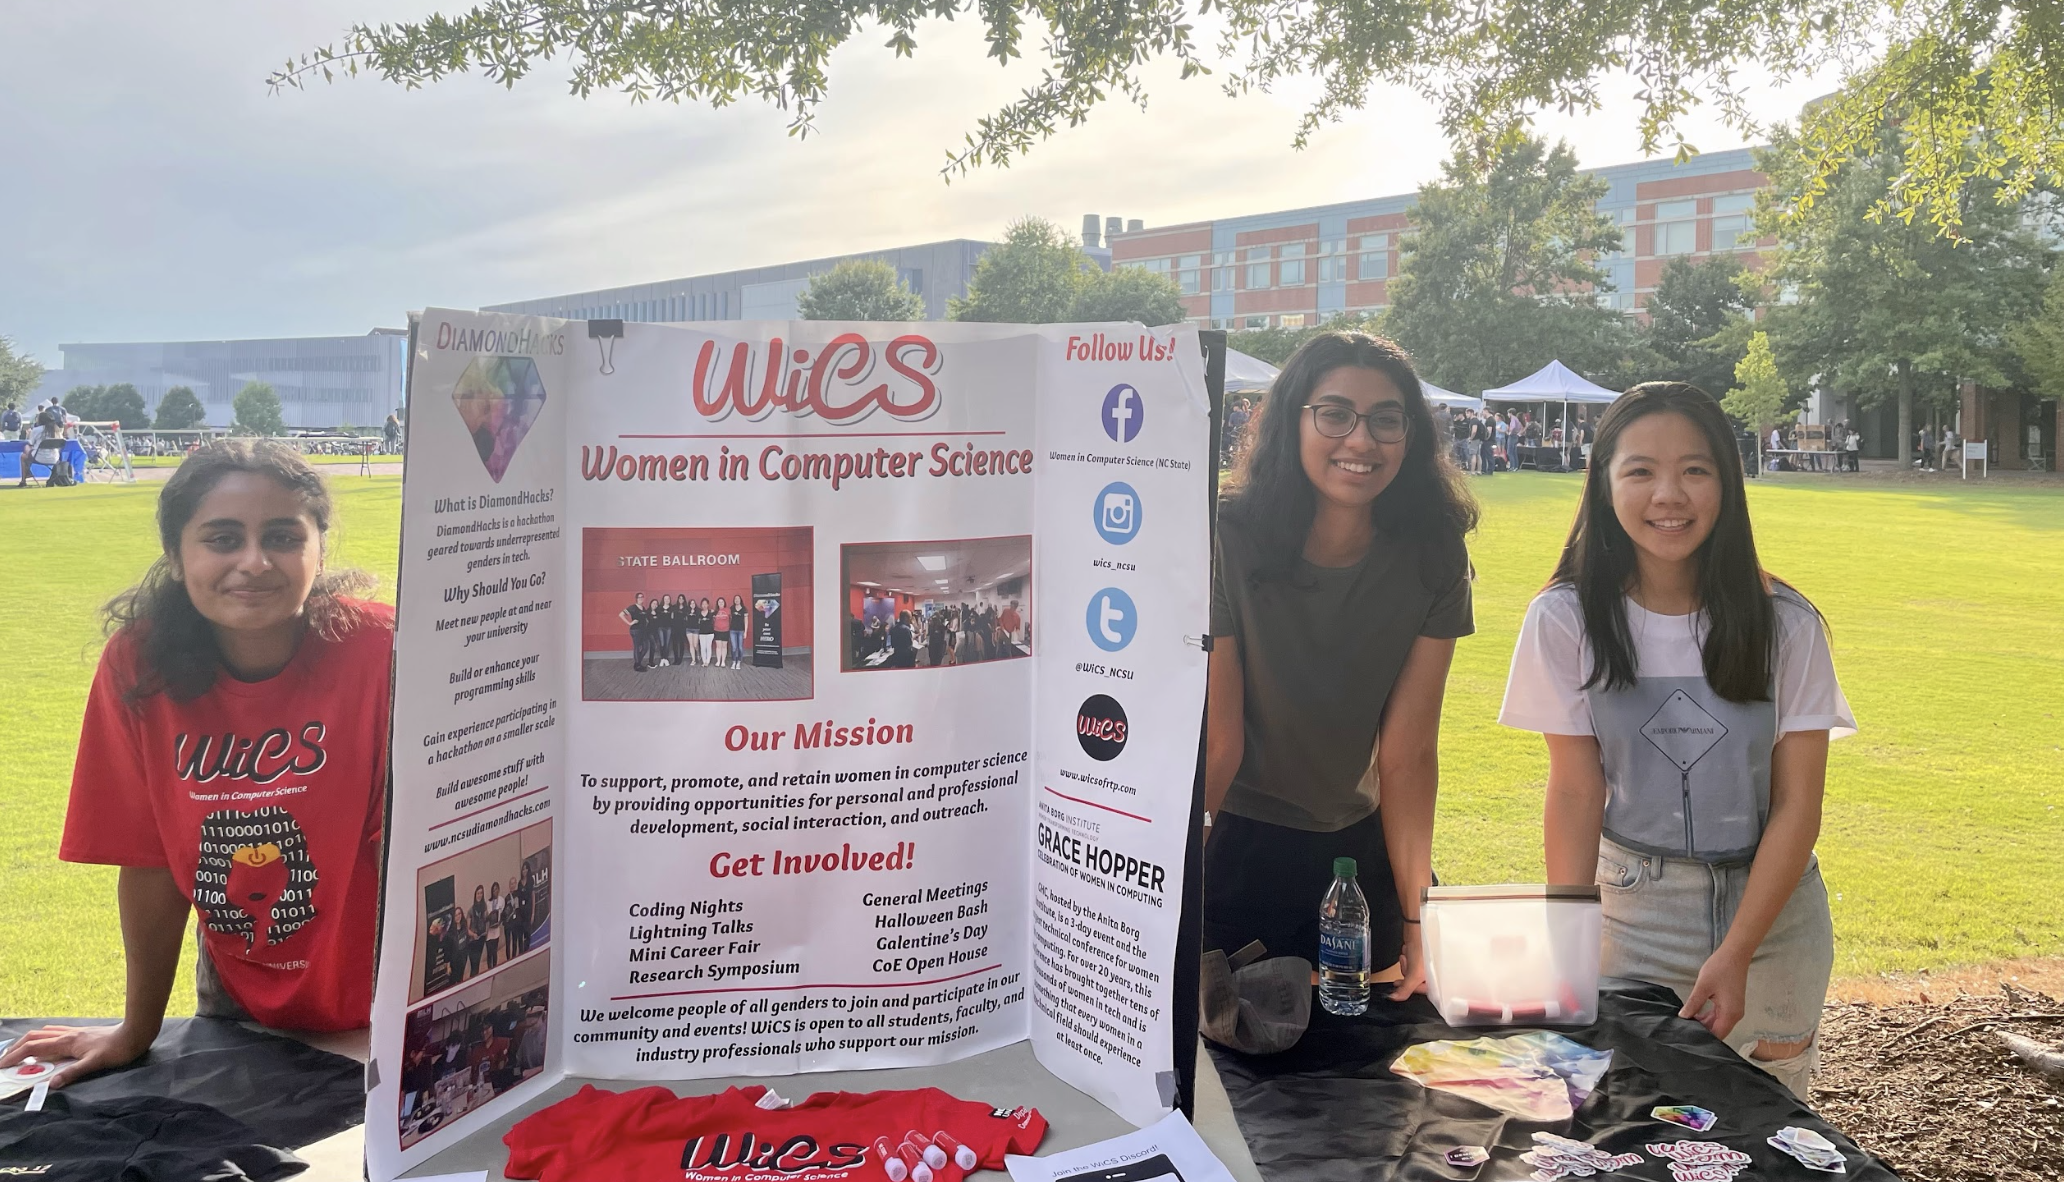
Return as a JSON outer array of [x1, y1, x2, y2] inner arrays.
[[1596, 837, 1834, 1099]]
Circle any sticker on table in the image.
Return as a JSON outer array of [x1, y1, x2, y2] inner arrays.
[[1651, 1105, 1718, 1133]]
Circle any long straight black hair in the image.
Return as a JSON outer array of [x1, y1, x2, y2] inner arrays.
[[1550, 381, 1788, 703], [1226, 331, 1477, 586], [105, 439, 374, 703]]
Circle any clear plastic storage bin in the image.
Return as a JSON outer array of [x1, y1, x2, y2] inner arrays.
[[1421, 885, 1602, 1027]]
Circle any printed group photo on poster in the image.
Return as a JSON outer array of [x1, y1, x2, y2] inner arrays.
[[580, 526, 814, 701], [397, 952, 550, 1148], [841, 537, 1032, 672], [410, 820, 553, 1003]]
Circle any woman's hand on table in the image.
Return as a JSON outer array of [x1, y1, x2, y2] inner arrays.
[[1388, 924, 1427, 1001], [0, 1021, 156, 1088], [1678, 947, 1751, 1040]]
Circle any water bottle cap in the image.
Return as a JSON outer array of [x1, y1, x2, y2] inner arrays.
[[1333, 857, 1357, 878]]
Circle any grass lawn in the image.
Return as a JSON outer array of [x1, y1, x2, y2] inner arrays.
[[0, 473, 2057, 1016], [122, 453, 401, 467]]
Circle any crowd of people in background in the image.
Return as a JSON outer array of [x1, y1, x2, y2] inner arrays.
[[1433, 404, 1591, 474], [426, 862, 543, 992], [398, 987, 549, 1143], [620, 592, 749, 673], [850, 599, 1028, 669]]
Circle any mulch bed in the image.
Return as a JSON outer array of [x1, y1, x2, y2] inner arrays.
[[1814, 984, 2064, 1180]]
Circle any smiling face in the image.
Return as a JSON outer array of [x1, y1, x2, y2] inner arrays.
[[1607, 411, 1723, 568], [174, 473, 323, 638], [1298, 365, 1410, 512]]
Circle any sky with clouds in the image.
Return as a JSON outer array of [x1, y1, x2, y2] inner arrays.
[[1, 1, 1848, 366]]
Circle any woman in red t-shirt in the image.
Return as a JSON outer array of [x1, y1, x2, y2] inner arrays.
[[0, 440, 393, 1087]]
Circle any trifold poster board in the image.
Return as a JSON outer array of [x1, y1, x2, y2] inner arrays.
[[367, 311, 1214, 1181]]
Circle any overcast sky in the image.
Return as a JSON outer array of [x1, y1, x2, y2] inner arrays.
[[1, 1, 1847, 366]]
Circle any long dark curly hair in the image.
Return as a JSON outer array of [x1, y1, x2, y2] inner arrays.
[[1225, 331, 1478, 587], [106, 439, 374, 703]]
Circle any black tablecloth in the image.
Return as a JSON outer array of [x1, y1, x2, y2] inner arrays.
[[1, 1017, 364, 1151], [1209, 978, 1898, 1182]]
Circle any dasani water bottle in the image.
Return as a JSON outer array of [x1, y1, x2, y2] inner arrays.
[[1318, 856, 1372, 1016]]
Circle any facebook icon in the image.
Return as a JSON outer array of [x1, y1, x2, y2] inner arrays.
[[1100, 383, 1144, 443], [1084, 587, 1138, 653]]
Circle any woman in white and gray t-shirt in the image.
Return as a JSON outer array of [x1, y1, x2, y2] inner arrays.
[[1501, 382, 1854, 1099]]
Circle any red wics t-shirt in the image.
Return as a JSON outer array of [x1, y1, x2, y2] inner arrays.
[[61, 601, 394, 1032], [504, 1084, 1047, 1182]]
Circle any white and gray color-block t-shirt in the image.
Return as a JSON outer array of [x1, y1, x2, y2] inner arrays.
[[1499, 584, 1855, 863]]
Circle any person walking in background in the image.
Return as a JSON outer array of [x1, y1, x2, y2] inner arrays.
[[1478, 411, 1497, 476], [1844, 426, 1861, 472], [1501, 382, 1853, 1100]]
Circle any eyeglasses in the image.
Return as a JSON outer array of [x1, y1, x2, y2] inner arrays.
[[1305, 403, 1409, 443]]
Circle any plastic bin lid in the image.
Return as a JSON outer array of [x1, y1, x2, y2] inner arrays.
[[1421, 884, 1602, 903]]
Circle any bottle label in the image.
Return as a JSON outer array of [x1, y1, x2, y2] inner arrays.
[[1318, 929, 1369, 972]]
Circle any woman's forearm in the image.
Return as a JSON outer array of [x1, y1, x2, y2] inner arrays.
[[1379, 750, 1436, 918], [117, 866, 190, 1039], [1541, 734, 1608, 885], [1721, 731, 1828, 960]]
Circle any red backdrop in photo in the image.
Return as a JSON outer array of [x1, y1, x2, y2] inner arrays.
[[581, 528, 814, 653]]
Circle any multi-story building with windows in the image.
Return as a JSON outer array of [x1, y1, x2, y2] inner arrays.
[[1108, 147, 1771, 329], [33, 330, 410, 430]]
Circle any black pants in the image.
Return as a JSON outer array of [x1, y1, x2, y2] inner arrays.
[[1203, 810, 1403, 971]]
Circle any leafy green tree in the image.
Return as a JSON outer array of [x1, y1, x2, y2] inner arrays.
[[96, 384, 151, 430], [271, 0, 2061, 230], [1228, 311, 1382, 367], [949, 219, 1093, 324], [62, 385, 108, 422], [1069, 266, 1186, 326], [231, 382, 288, 436], [1643, 257, 1754, 398], [1721, 331, 1792, 433], [1757, 117, 2054, 464], [1383, 133, 1633, 396], [154, 386, 208, 430], [0, 337, 42, 410], [2010, 268, 2064, 398], [797, 259, 927, 321]]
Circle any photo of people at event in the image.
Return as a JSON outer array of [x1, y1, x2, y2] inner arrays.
[[581, 527, 813, 701], [841, 537, 1031, 671], [411, 820, 551, 1003], [397, 953, 549, 1148]]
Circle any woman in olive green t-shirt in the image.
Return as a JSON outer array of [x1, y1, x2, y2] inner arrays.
[[1206, 331, 1478, 999]]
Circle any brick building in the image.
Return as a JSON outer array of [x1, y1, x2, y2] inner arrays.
[[1106, 147, 1770, 330]]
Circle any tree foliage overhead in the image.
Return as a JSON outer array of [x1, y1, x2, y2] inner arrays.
[[797, 259, 927, 321], [0, 338, 42, 409], [1755, 113, 2054, 459], [1382, 133, 1641, 396], [949, 218, 1096, 323], [231, 382, 288, 436], [154, 386, 209, 430], [271, 0, 2059, 227]]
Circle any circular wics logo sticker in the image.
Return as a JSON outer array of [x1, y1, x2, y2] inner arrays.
[[1076, 694, 1129, 761]]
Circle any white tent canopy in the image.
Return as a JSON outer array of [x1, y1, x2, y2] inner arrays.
[[1420, 381, 1482, 410], [1223, 349, 1280, 394], [1481, 360, 1621, 405]]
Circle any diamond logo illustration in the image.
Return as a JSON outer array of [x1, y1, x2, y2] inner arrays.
[[1641, 690, 1728, 771], [451, 356, 547, 482]]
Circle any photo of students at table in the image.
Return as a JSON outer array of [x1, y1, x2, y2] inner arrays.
[[841, 537, 1032, 672]]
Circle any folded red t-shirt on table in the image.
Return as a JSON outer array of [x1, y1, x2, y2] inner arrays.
[[504, 1084, 1046, 1182]]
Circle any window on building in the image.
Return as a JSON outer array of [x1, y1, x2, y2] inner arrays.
[[1278, 243, 1308, 286], [1709, 195, 1756, 252], [1176, 254, 1201, 295], [1245, 247, 1271, 289], [901, 267, 926, 296], [1357, 234, 1390, 279], [1317, 238, 1348, 282], [1244, 315, 1269, 329], [1279, 313, 1308, 329], [1654, 201, 1697, 256]]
